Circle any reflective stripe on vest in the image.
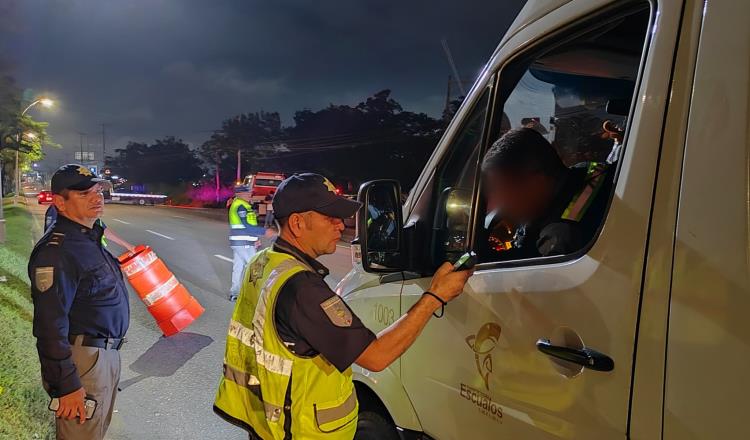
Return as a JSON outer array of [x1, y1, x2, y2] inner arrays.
[[214, 248, 359, 439], [561, 162, 608, 222], [229, 198, 258, 227]]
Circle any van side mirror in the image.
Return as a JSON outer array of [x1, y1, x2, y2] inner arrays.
[[433, 187, 472, 263], [355, 180, 404, 273]]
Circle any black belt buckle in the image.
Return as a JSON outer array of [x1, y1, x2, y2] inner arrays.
[[106, 337, 126, 350]]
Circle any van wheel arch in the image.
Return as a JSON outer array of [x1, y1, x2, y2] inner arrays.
[[354, 382, 428, 440]]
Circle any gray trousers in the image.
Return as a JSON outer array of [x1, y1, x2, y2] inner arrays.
[[50, 339, 121, 440], [231, 245, 256, 297]]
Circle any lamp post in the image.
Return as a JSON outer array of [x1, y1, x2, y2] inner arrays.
[[0, 97, 53, 243], [13, 97, 53, 205]]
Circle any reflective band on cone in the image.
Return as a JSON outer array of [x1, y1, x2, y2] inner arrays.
[[118, 245, 204, 336], [143, 275, 179, 306]]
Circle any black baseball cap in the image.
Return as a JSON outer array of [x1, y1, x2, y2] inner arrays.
[[273, 173, 362, 219], [51, 164, 106, 194]]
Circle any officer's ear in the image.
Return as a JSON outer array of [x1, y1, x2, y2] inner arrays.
[[53, 190, 69, 212], [287, 212, 312, 238]]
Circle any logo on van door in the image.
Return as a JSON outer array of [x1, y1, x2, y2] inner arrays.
[[465, 322, 502, 391]]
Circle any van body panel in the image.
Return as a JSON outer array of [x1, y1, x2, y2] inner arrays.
[[663, 0, 750, 438], [501, 0, 573, 47], [628, 0, 704, 438]]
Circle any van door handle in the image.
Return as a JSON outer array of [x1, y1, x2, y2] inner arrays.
[[536, 339, 614, 372]]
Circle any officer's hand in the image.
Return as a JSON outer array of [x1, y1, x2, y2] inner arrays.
[[57, 387, 87, 424], [428, 262, 474, 304]]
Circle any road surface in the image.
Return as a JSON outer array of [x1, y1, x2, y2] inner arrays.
[[26, 200, 355, 439]]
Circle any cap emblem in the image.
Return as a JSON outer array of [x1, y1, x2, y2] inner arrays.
[[322, 178, 337, 194], [77, 166, 93, 177]]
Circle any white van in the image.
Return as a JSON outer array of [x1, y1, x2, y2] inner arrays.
[[340, 0, 750, 439]]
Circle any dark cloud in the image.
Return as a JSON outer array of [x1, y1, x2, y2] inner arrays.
[[7, 0, 524, 168]]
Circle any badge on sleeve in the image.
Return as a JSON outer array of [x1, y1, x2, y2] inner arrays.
[[320, 296, 353, 327], [34, 267, 54, 292]]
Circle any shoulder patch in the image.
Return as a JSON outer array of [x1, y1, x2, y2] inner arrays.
[[320, 295, 353, 327], [34, 267, 54, 292], [47, 232, 65, 247]]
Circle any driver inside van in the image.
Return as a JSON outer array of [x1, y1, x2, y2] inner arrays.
[[481, 127, 613, 259]]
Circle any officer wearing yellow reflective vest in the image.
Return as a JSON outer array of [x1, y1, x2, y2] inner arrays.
[[481, 127, 614, 258], [214, 173, 473, 439], [228, 185, 264, 301]]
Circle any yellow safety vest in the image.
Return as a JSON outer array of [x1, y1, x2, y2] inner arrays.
[[214, 248, 359, 440]]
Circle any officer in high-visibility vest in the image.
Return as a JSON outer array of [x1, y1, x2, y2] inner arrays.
[[481, 127, 613, 258], [214, 173, 473, 439], [228, 185, 264, 301]]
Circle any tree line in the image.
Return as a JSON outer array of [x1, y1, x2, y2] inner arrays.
[[106, 89, 460, 200], [0, 64, 55, 195]]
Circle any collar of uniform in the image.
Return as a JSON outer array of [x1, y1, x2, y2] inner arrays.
[[273, 237, 330, 277], [55, 215, 104, 243]]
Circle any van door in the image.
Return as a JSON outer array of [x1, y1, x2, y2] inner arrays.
[[399, 1, 684, 438], [663, 1, 750, 438]]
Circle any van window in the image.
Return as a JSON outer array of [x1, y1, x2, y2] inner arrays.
[[477, 7, 649, 264], [432, 87, 490, 264]]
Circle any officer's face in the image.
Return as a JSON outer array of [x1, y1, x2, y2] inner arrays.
[[292, 211, 345, 257], [54, 183, 104, 226], [484, 169, 554, 224]]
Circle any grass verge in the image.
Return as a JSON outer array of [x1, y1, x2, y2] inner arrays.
[[0, 204, 54, 439]]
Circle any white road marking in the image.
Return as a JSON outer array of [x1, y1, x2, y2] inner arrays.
[[170, 215, 187, 219], [214, 254, 233, 263], [146, 229, 174, 240], [113, 218, 131, 225]]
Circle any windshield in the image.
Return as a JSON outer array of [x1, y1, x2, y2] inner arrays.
[[254, 179, 282, 187]]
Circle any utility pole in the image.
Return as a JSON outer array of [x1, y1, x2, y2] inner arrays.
[[441, 38, 466, 97], [236, 149, 241, 183], [77, 131, 86, 163], [101, 123, 109, 173], [444, 74, 453, 122]]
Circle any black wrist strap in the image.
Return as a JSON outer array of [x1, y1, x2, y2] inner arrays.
[[423, 291, 447, 318]]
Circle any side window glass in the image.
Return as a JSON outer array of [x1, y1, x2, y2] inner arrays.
[[478, 7, 649, 263], [432, 88, 490, 264]]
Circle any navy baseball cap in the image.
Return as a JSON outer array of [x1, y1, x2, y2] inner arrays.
[[51, 164, 106, 194], [273, 173, 362, 219]]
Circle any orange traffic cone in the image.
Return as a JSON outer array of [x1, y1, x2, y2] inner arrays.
[[118, 245, 204, 336]]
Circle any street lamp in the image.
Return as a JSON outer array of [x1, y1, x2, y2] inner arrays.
[[21, 97, 54, 116], [14, 97, 55, 204], [0, 96, 55, 244]]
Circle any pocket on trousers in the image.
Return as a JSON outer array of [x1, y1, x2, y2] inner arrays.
[[73, 346, 101, 379]]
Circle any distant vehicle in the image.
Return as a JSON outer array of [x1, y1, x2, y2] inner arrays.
[[242, 172, 285, 216], [37, 190, 53, 205], [102, 180, 167, 206]]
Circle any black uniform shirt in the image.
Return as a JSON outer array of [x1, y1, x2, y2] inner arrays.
[[28, 215, 130, 397], [273, 238, 376, 372], [513, 163, 614, 258]]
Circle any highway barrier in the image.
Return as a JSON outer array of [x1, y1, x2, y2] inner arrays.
[[118, 245, 204, 336]]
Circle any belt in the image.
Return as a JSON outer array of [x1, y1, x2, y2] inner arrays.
[[69, 335, 126, 350]]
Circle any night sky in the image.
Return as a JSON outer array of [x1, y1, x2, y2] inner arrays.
[[3, 0, 525, 170]]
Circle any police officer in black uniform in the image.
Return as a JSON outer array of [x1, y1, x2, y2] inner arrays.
[[481, 128, 613, 258], [28, 164, 129, 439]]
